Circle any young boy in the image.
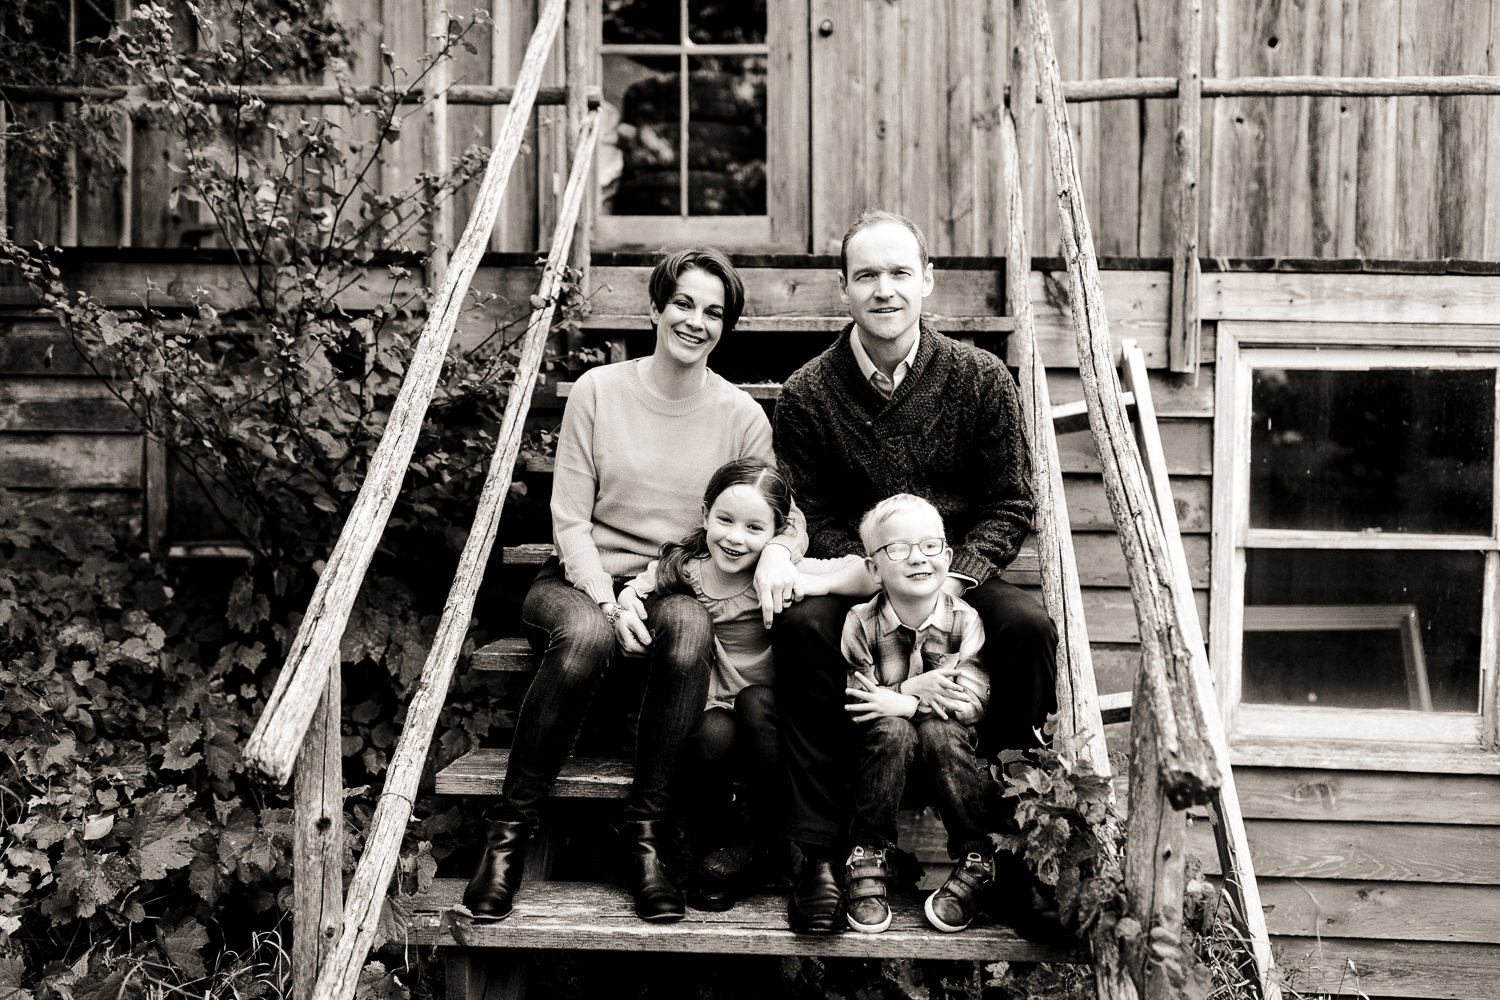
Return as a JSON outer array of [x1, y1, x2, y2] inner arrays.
[[840, 494, 1000, 934]]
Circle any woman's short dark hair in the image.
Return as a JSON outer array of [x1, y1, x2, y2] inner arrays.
[[838, 210, 930, 277], [647, 247, 746, 333]]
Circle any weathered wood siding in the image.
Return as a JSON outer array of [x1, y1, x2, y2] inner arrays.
[[10, 1, 1500, 259]]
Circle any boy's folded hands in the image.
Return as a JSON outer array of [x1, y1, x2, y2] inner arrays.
[[897, 666, 973, 720], [845, 671, 920, 722]]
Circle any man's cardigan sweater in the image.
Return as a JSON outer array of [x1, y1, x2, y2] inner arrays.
[[772, 321, 1034, 586]]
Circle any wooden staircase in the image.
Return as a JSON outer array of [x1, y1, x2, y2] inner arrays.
[[241, 1, 1281, 998]]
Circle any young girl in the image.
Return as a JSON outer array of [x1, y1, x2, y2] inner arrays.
[[621, 458, 872, 911]]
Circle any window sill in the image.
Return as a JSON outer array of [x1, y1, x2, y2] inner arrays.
[[1228, 734, 1500, 775]]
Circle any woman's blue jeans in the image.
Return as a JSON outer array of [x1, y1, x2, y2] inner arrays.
[[499, 560, 714, 826]]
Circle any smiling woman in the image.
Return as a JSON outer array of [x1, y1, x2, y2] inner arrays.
[[461, 247, 807, 925]]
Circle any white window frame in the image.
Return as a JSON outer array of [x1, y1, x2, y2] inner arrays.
[[592, 0, 807, 251], [1211, 321, 1500, 752]]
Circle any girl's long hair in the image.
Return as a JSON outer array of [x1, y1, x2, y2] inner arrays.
[[655, 458, 793, 597]]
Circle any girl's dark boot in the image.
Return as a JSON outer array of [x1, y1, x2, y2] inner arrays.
[[614, 818, 686, 922], [463, 815, 529, 920]]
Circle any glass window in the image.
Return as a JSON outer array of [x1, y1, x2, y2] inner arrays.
[[1223, 344, 1500, 743], [600, 1, 769, 220], [1250, 367, 1494, 534], [1243, 549, 1483, 712]]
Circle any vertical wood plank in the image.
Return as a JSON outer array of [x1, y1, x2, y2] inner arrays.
[[768, 0, 811, 250], [1168, 0, 1201, 374], [1075, 0, 1103, 255], [382, 0, 428, 252], [536, 0, 568, 251], [424, 0, 452, 287], [144, 436, 167, 554], [1337, 0, 1399, 258], [942, 0, 976, 253], [1395, 1, 1442, 257], [1488, 3, 1500, 260], [900, 0, 938, 243], [1137, 0, 1175, 256], [1195, 0, 1217, 257], [446, 4, 493, 254], [974, 0, 1008, 256], [0, 102, 8, 238], [496, 0, 542, 252], [810, 0, 863, 252], [1226, 0, 1340, 257], [292, 660, 344, 999], [565, 0, 592, 282], [1091, 0, 1140, 257], [1434, 1, 1490, 257], [868, 0, 901, 210]]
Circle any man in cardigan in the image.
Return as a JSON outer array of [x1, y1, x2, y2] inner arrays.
[[772, 210, 1058, 934]]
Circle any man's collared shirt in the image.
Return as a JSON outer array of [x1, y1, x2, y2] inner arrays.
[[841, 590, 989, 725], [850, 327, 920, 399]]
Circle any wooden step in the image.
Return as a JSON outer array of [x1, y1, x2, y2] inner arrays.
[[401, 878, 1084, 962], [437, 748, 629, 797], [577, 314, 1014, 334]]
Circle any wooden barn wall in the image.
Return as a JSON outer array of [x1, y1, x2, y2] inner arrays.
[[9, 1, 1500, 259]]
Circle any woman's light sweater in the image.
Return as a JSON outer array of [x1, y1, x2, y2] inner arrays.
[[551, 359, 803, 605]]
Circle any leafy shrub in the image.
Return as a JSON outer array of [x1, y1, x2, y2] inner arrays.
[[0, 1, 586, 996]]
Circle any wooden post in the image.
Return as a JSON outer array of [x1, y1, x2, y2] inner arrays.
[[1008, 0, 1036, 257], [1167, 0, 1201, 375], [1025, 0, 1219, 810], [243, 0, 570, 786], [1120, 342, 1281, 1000], [999, 115, 1107, 778], [309, 113, 599, 1000], [1003, 111, 1134, 1000], [564, 0, 592, 301], [424, 0, 452, 290], [1121, 666, 1193, 999], [293, 659, 343, 999]]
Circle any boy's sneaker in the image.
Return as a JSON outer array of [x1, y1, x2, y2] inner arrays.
[[844, 845, 892, 933], [924, 851, 995, 932]]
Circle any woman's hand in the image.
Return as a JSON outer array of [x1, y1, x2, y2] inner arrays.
[[754, 543, 803, 628], [614, 609, 652, 656], [603, 598, 652, 656], [617, 585, 649, 622]]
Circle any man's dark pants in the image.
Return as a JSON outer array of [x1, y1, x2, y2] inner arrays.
[[772, 578, 1057, 852]]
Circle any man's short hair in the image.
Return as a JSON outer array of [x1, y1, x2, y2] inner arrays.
[[858, 493, 945, 553], [838, 210, 931, 277], [647, 246, 746, 333]]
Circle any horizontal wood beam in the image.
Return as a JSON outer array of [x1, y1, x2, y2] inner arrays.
[[1051, 74, 1500, 103], [0, 83, 601, 108]]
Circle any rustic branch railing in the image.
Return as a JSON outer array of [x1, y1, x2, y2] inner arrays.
[[242, 0, 569, 786], [310, 110, 598, 1000], [1024, 0, 1280, 996]]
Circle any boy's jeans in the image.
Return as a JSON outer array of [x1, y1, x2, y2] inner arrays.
[[851, 716, 1002, 858]]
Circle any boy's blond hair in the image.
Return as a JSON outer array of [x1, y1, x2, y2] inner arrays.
[[857, 493, 945, 554]]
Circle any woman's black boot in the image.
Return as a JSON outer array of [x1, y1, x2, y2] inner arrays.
[[463, 816, 529, 920], [614, 819, 686, 922]]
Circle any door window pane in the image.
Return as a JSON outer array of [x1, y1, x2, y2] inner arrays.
[[1242, 549, 1482, 712], [599, 1, 769, 220], [1250, 368, 1494, 534], [686, 55, 766, 215], [602, 0, 676, 45], [602, 55, 681, 215], [690, 0, 767, 44]]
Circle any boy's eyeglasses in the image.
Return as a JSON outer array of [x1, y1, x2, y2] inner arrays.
[[870, 537, 946, 561]]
